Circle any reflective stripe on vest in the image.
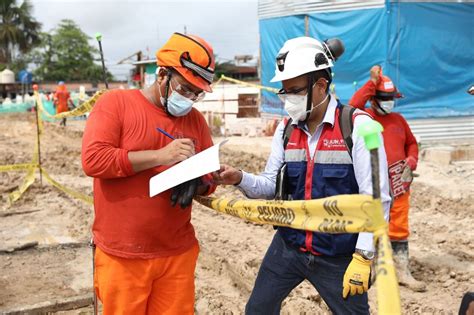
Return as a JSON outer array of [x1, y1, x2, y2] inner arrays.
[[285, 149, 352, 164], [281, 105, 360, 256]]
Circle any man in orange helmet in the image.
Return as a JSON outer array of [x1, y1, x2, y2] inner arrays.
[[82, 32, 217, 314], [53, 81, 73, 126], [349, 65, 426, 292]]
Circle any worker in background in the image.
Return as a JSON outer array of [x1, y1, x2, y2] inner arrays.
[[82, 32, 216, 314], [53, 81, 73, 126], [468, 85, 474, 95], [349, 65, 426, 292], [213, 37, 391, 314]]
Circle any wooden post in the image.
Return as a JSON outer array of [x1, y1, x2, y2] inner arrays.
[[140, 65, 144, 89], [222, 83, 226, 137], [34, 97, 42, 186]]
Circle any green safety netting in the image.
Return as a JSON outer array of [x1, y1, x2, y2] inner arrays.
[[0, 97, 86, 122]]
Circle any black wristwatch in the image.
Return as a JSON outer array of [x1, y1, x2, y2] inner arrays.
[[355, 249, 375, 260]]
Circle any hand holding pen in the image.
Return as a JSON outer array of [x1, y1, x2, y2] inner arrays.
[[156, 128, 195, 165]]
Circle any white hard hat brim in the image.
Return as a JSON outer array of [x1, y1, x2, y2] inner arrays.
[[271, 68, 318, 83]]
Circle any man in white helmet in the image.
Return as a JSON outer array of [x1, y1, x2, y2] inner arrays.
[[212, 37, 391, 314]]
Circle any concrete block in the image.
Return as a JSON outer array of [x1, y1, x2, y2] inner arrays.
[[421, 145, 474, 165]]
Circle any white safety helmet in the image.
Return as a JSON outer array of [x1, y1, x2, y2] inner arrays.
[[271, 37, 344, 82]]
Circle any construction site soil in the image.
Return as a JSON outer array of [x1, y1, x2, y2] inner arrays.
[[1, 113, 473, 314]]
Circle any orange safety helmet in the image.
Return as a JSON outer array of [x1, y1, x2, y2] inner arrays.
[[56, 81, 67, 92], [374, 70, 402, 99], [156, 32, 215, 92]]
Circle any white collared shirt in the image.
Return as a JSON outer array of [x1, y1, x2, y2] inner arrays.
[[237, 96, 391, 251]]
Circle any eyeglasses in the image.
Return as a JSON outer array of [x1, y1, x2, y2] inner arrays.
[[277, 86, 308, 102], [277, 85, 308, 96], [170, 77, 205, 102]]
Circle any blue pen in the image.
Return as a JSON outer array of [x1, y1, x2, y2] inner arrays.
[[156, 128, 175, 140]]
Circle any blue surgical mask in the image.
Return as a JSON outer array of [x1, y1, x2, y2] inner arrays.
[[158, 80, 194, 117], [165, 91, 194, 116]]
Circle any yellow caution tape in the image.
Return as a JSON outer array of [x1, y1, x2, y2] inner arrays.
[[0, 163, 39, 172], [220, 75, 280, 93], [7, 142, 40, 204], [374, 229, 402, 314], [195, 194, 386, 233], [8, 166, 36, 205], [35, 90, 107, 120], [195, 194, 400, 314], [2, 108, 94, 206], [1, 123, 93, 205], [3, 167, 93, 206], [212, 77, 223, 87], [40, 167, 93, 205]]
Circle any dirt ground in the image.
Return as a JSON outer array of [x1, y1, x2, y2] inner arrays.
[[0, 112, 473, 314]]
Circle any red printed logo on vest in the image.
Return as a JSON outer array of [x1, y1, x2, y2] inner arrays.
[[322, 139, 346, 150]]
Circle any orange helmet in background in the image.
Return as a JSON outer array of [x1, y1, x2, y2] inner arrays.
[[156, 32, 215, 92], [374, 69, 402, 99]]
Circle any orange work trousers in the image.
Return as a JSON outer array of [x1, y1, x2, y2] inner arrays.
[[389, 191, 410, 241], [94, 243, 199, 315]]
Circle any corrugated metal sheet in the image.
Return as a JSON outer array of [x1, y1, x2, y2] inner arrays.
[[391, 0, 474, 3], [258, 0, 385, 20], [407, 116, 474, 143], [260, 112, 473, 144], [258, 0, 473, 20]]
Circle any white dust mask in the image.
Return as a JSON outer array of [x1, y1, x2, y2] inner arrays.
[[284, 92, 329, 122], [375, 100, 395, 115]]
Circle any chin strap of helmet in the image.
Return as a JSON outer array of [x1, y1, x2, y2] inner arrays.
[[162, 69, 173, 115], [304, 74, 316, 122], [374, 98, 389, 115], [304, 70, 333, 122]]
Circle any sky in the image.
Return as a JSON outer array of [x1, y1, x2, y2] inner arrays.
[[30, 0, 259, 80]]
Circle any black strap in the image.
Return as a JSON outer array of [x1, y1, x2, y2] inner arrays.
[[163, 70, 173, 115], [276, 118, 294, 201], [339, 105, 356, 159], [282, 105, 356, 158], [278, 106, 355, 202], [282, 117, 294, 149]]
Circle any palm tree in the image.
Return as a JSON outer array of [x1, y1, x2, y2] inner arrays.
[[0, 0, 41, 66]]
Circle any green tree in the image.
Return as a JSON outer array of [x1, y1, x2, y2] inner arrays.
[[214, 58, 234, 79], [32, 19, 112, 82], [0, 0, 41, 66]]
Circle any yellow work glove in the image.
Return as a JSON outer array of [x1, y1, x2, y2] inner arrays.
[[342, 253, 371, 298]]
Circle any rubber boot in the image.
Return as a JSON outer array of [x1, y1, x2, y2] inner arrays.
[[391, 240, 426, 292]]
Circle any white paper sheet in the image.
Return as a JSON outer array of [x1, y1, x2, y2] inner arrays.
[[149, 140, 227, 197]]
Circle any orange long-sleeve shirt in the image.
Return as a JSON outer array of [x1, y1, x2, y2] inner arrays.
[[349, 80, 419, 167], [82, 89, 215, 259]]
